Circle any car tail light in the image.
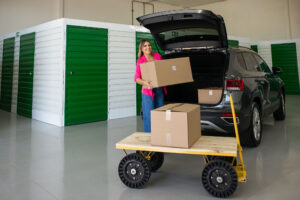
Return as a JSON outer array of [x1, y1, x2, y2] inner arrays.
[[221, 113, 239, 124], [226, 79, 244, 91], [221, 113, 238, 117]]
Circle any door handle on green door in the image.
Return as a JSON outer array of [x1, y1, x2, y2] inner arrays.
[[29, 72, 32, 76], [70, 71, 73, 75]]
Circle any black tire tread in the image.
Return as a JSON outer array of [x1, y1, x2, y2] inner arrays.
[[240, 102, 262, 147], [273, 92, 285, 121], [202, 160, 238, 198], [118, 153, 151, 189], [137, 151, 164, 172]]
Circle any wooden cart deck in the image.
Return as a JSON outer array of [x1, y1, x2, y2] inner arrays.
[[116, 132, 237, 157]]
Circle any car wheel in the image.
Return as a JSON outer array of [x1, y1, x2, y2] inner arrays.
[[273, 92, 285, 121], [241, 102, 262, 147]]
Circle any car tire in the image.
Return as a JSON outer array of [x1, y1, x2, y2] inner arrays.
[[240, 102, 262, 147], [273, 92, 285, 121]]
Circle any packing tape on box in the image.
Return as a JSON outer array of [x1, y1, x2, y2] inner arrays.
[[166, 110, 171, 120], [209, 90, 213, 95], [166, 133, 171, 146]]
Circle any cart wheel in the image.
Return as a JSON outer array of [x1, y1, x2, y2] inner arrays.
[[202, 160, 238, 198], [137, 151, 164, 172], [207, 156, 237, 166], [118, 153, 151, 188]]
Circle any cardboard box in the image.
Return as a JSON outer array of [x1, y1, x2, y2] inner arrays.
[[140, 57, 193, 88], [198, 88, 223, 104], [151, 103, 201, 148]]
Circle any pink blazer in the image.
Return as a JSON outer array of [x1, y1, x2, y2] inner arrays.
[[134, 52, 167, 98]]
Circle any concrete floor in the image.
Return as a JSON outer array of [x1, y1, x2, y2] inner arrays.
[[0, 96, 300, 200]]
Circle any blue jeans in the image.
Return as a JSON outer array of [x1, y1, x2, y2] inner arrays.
[[142, 87, 164, 133]]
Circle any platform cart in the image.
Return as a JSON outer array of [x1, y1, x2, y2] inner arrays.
[[116, 94, 247, 198]]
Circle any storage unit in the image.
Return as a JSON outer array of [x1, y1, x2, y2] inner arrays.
[[0, 19, 136, 126], [0, 18, 257, 127], [17, 33, 35, 117], [255, 40, 300, 94], [0, 37, 15, 112], [271, 43, 299, 94], [251, 45, 258, 52], [228, 40, 239, 47], [65, 26, 108, 125]]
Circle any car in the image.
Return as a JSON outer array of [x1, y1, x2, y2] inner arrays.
[[137, 9, 286, 147]]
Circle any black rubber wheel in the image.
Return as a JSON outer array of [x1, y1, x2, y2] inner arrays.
[[207, 156, 237, 166], [240, 102, 262, 147], [118, 153, 151, 188], [202, 160, 238, 198], [137, 151, 164, 172], [273, 92, 286, 121]]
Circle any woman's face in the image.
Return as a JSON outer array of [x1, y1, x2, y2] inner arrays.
[[142, 41, 152, 56]]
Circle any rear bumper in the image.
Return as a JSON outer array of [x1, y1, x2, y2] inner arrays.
[[200, 108, 250, 135]]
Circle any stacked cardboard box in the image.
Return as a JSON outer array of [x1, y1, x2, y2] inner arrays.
[[151, 103, 201, 148], [140, 57, 194, 88], [198, 88, 223, 104], [141, 57, 223, 149]]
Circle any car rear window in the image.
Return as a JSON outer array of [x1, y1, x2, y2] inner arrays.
[[243, 53, 262, 72], [158, 28, 219, 44]]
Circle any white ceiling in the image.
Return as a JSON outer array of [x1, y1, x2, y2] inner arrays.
[[148, 0, 227, 8]]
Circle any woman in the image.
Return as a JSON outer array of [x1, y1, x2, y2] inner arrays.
[[134, 40, 166, 133]]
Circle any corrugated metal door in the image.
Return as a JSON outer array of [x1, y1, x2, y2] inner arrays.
[[251, 45, 258, 53], [0, 39, 3, 102], [0, 37, 15, 111], [65, 25, 108, 125], [271, 43, 300, 94], [228, 40, 239, 47], [17, 33, 35, 117], [135, 32, 164, 115]]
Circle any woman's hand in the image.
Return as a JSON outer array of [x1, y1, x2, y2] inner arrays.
[[143, 80, 152, 89]]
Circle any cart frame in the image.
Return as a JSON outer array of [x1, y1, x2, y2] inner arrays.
[[116, 94, 247, 197]]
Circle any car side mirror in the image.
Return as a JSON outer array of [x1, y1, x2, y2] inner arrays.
[[272, 66, 282, 75]]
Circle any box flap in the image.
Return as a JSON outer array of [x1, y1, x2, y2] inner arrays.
[[172, 104, 199, 112], [153, 103, 199, 113], [153, 103, 182, 111]]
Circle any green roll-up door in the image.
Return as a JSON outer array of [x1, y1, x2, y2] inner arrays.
[[271, 43, 300, 94], [135, 32, 164, 115], [251, 45, 258, 53], [228, 40, 239, 47], [17, 33, 35, 117], [65, 25, 108, 125], [0, 37, 15, 112]]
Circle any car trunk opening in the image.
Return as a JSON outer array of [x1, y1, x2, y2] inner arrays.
[[137, 10, 228, 50], [163, 50, 228, 104]]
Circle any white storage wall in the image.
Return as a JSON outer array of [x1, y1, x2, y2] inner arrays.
[[31, 20, 65, 126], [11, 36, 20, 113], [228, 36, 251, 48], [257, 42, 273, 67], [108, 30, 136, 119]]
